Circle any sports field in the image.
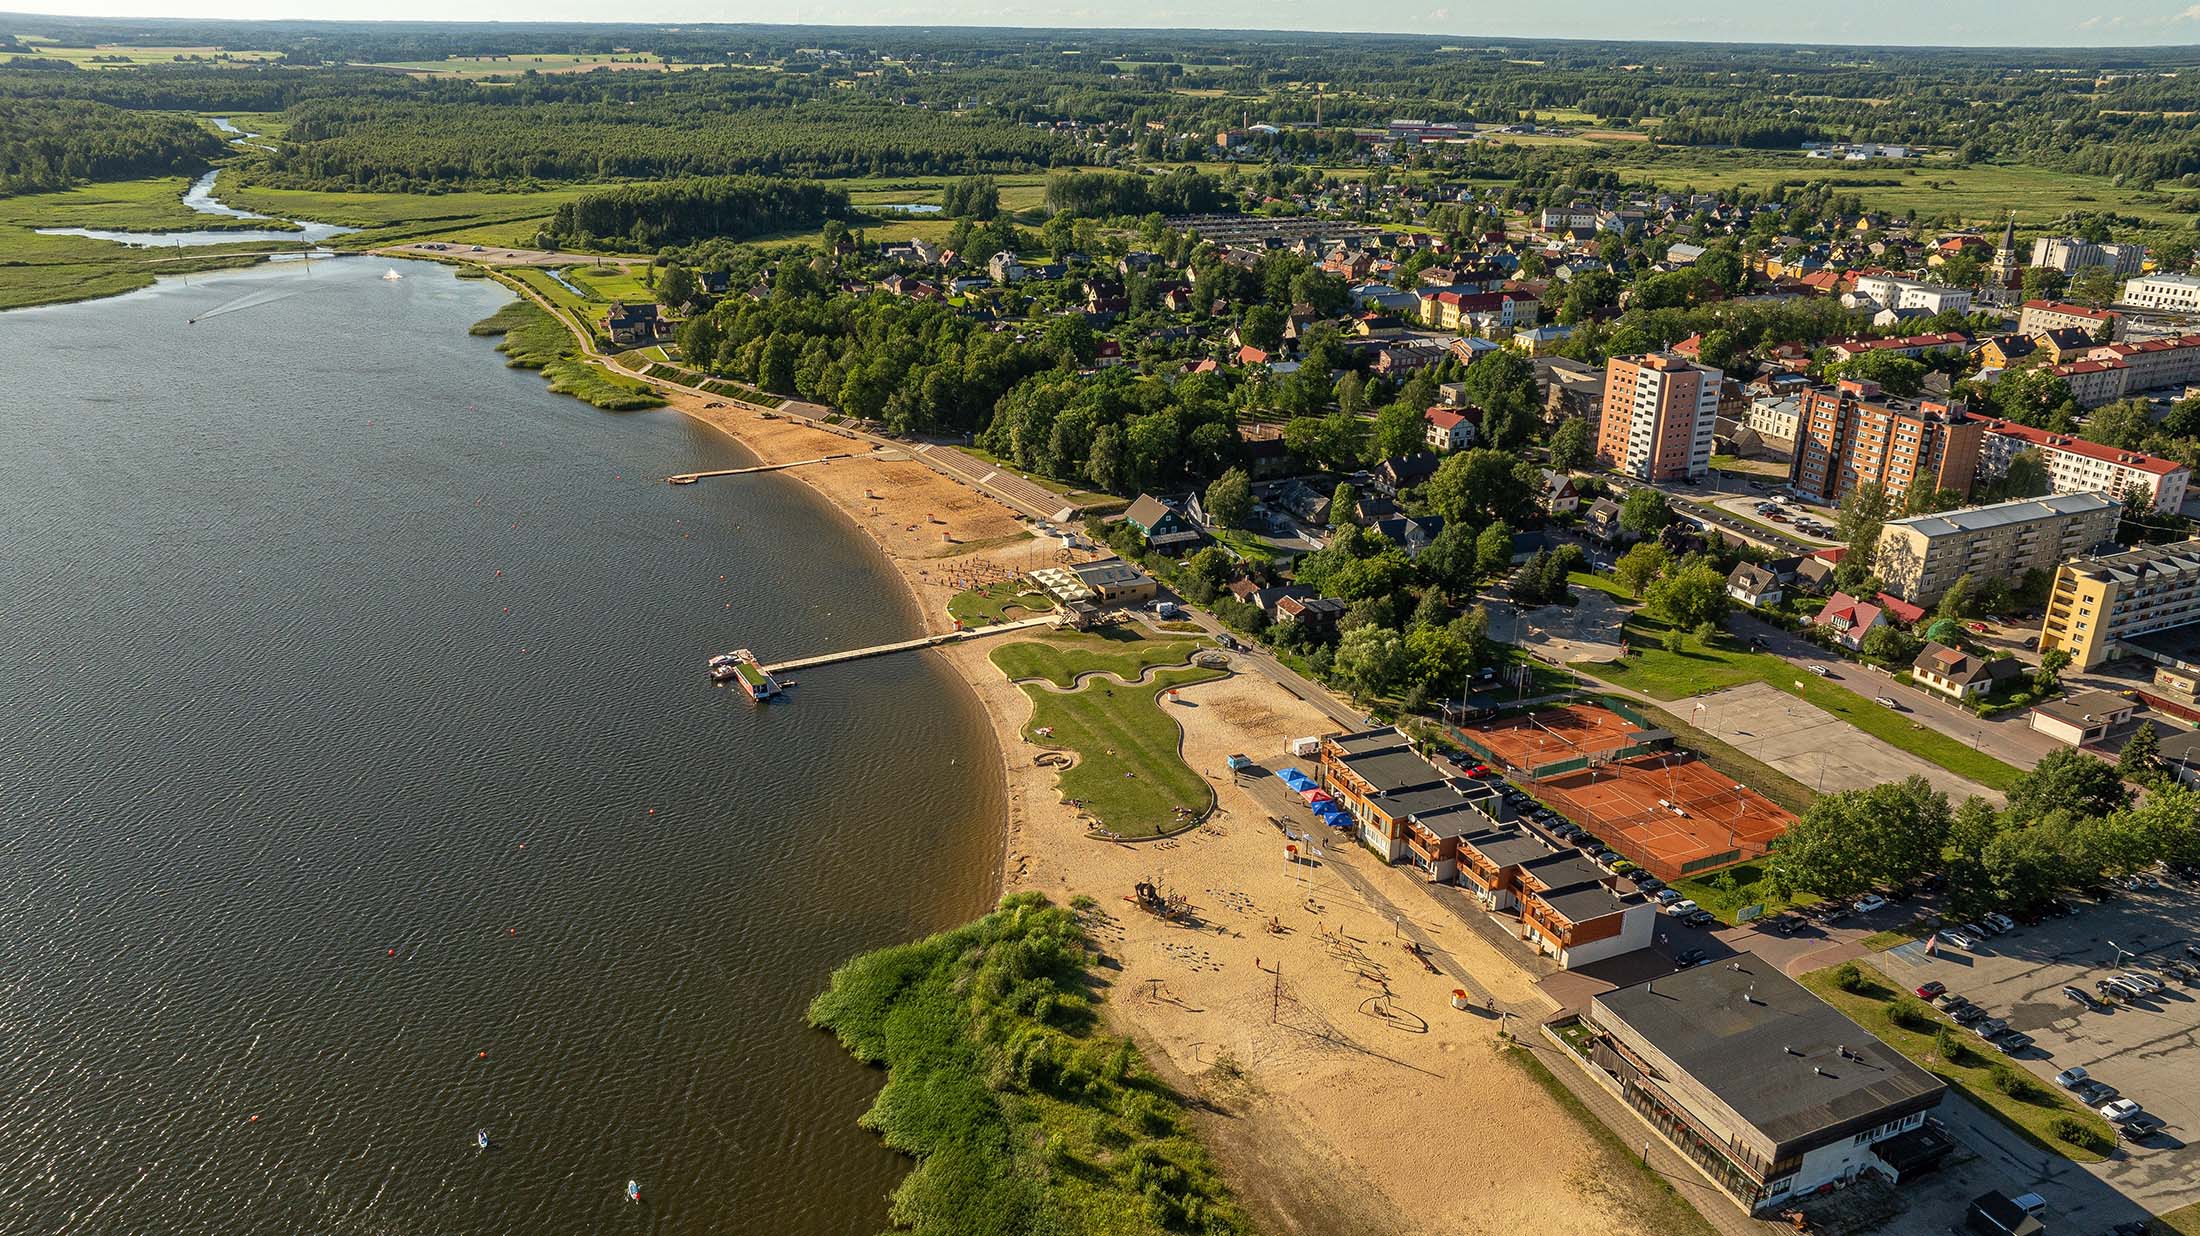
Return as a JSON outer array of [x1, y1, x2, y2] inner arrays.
[[1463, 704, 1793, 881]]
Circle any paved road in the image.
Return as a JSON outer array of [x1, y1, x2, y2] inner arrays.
[[1728, 611, 2062, 771]]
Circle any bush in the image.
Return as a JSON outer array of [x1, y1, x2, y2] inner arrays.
[[1935, 1026, 1966, 1064], [1887, 996, 1933, 1031], [2051, 1113, 2110, 1152], [1989, 1063, 2044, 1102], [1832, 962, 1868, 994]]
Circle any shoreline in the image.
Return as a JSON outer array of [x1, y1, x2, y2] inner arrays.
[[653, 389, 1050, 903]]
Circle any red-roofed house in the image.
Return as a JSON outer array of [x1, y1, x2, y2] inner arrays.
[[1813, 591, 1884, 650], [1425, 406, 1478, 452], [2087, 333, 2200, 394], [1826, 333, 1971, 363], [1874, 592, 1927, 627]]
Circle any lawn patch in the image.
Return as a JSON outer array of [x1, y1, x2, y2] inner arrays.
[[1577, 621, 2020, 791], [1670, 861, 1821, 925], [991, 629, 1210, 690], [949, 581, 1054, 626], [469, 298, 663, 411], [1017, 664, 1225, 838], [1798, 961, 2114, 1163]]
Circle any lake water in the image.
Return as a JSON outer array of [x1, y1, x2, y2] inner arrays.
[[0, 257, 1004, 1235], [35, 170, 357, 247]]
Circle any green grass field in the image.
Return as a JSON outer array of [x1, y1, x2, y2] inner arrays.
[[1799, 962, 2115, 1163], [1575, 622, 2021, 791], [468, 298, 663, 411], [1623, 155, 2197, 229], [0, 43, 278, 68], [1015, 663, 1226, 838], [991, 629, 1211, 689], [220, 182, 615, 248], [948, 581, 1055, 626]]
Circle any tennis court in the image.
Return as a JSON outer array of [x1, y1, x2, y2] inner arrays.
[[1462, 703, 1793, 881]]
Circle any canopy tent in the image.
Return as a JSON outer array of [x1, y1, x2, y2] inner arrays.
[[1274, 768, 1315, 793], [1299, 788, 1334, 805]]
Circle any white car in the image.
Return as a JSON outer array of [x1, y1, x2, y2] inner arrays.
[[1853, 894, 1888, 913], [1942, 930, 1979, 949], [1984, 912, 2017, 932], [2101, 1099, 2143, 1123], [2121, 971, 2165, 994], [1808, 665, 1831, 677], [2054, 1066, 2090, 1089], [1663, 899, 1700, 918]]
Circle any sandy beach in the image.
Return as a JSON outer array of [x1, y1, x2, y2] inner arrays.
[[664, 389, 1701, 1236]]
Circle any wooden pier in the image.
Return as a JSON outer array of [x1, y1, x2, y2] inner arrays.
[[754, 615, 1059, 676], [668, 452, 857, 484]]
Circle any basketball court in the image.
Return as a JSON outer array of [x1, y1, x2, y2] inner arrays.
[[1462, 703, 1794, 882]]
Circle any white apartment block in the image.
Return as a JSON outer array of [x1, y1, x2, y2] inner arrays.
[[2122, 274, 2200, 313], [1851, 274, 1973, 316], [1971, 417, 2191, 513], [2030, 236, 2147, 277], [1743, 394, 1801, 443]]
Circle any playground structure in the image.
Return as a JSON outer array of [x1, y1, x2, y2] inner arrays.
[[1457, 703, 1794, 883], [1129, 880, 1194, 923]]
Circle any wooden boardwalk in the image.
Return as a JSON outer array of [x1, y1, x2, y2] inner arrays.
[[756, 615, 1058, 675], [667, 452, 856, 484]]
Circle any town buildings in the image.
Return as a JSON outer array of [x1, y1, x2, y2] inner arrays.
[[1028, 558, 1158, 609], [2016, 300, 2118, 339], [1582, 957, 1946, 1214], [1873, 492, 2121, 605], [1424, 407, 1477, 451], [2028, 690, 2139, 747], [2028, 236, 2147, 277], [1970, 418, 2190, 513], [1851, 274, 1972, 317], [1122, 493, 1204, 553], [2121, 273, 2200, 313], [1910, 642, 2022, 702], [1787, 380, 1982, 508], [2038, 539, 2200, 670], [1597, 352, 1722, 482]]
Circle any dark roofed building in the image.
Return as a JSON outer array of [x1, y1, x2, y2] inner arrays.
[[1910, 642, 2022, 702], [1123, 493, 1204, 553], [1586, 955, 1946, 1214]]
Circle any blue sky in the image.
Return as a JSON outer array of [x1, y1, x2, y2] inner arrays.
[[29, 0, 2200, 47]]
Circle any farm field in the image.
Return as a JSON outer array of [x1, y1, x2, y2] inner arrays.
[[0, 41, 277, 67], [355, 52, 728, 77]]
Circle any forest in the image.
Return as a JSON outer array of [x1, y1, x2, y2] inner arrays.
[[0, 98, 225, 195], [541, 176, 850, 250]]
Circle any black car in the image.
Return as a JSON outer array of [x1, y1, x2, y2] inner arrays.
[[1673, 947, 1707, 968], [2064, 984, 2100, 1008], [1633, 876, 1667, 894], [1683, 908, 1717, 928], [1951, 1003, 1988, 1025], [1935, 991, 1969, 1009], [1990, 1029, 2034, 1052]]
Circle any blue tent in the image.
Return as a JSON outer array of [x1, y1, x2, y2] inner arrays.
[[1313, 803, 1354, 830], [1274, 768, 1315, 793]]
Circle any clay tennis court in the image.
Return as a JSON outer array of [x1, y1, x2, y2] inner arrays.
[[1465, 703, 1648, 773], [1463, 704, 1794, 881]]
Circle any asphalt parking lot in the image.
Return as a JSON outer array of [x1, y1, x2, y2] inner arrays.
[[1874, 881, 2200, 1218]]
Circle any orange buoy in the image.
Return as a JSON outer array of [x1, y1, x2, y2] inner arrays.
[[478, 1050, 488, 1059], [249, 1115, 259, 1123], [387, 948, 396, 957]]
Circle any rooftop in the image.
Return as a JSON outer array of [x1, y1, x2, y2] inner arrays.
[[2060, 538, 2200, 585], [1883, 491, 2118, 539], [1460, 825, 1558, 869], [1533, 881, 1636, 924], [1593, 955, 1945, 1150], [2032, 690, 2136, 727], [1345, 748, 1452, 796], [1969, 419, 2186, 477], [1327, 728, 1410, 758]]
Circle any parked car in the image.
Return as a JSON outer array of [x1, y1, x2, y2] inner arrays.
[[2009, 1193, 2048, 1219], [2074, 1080, 2119, 1106], [1875, 696, 1902, 709], [2054, 1066, 2090, 1089], [1854, 894, 1888, 914], [1654, 889, 1683, 906], [1934, 991, 1969, 1009], [1662, 899, 1699, 917], [1915, 981, 1947, 1000], [1984, 912, 2017, 933], [2063, 985, 2100, 1009], [2100, 1099, 2143, 1123], [1808, 665, 1830, 676], [1943, 930, 1979, 949], [1972, 1016, 2010, 1038], [2121, 971, 2165, 994], [1965, 920, 1997, 938], [2122, 1113, 2163, 1138], [1951, 1003, 1988, 1025], [1683, 909, 1717, 928], [1673, 948, 1708, 968], [1991, 1030, 2034, 1052], [2105, 976, 2150, 1000], [1633, 876, 1667, 894]]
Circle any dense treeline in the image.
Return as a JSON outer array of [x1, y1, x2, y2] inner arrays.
[[0, 98, 224, 194], [1043, 168, 1230, 218], [245, 99, 1077, 190], [543, 176, 849, 249]]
